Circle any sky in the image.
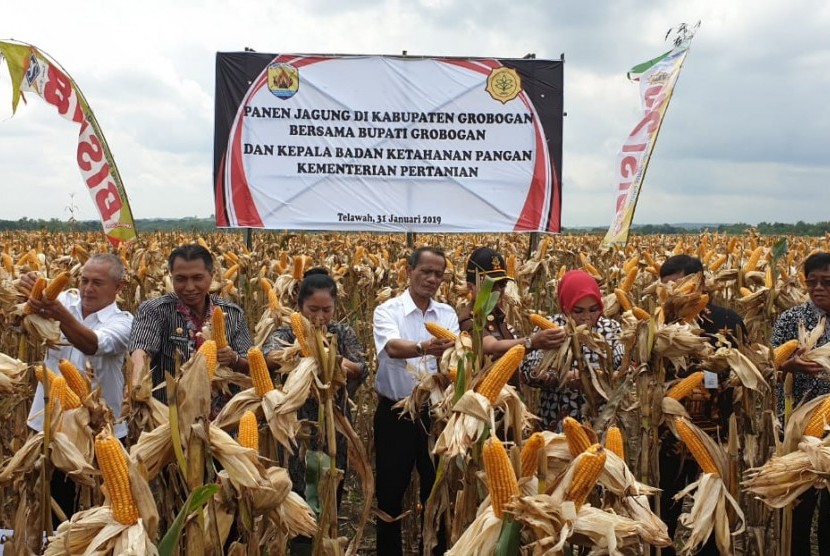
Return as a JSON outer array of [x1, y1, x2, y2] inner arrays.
[[1, 0, 829, 229]]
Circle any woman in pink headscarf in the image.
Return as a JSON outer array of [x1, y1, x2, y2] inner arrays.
[[520, 270, 624, 431]]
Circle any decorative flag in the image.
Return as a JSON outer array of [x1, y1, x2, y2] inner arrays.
[[600, 43, 691, 249], [0, 41, 137, 245]]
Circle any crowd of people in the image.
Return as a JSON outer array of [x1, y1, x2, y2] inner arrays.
[[20, 242, 830, 554]]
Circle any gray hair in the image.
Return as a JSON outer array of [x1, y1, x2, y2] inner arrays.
[[86, 253, 126, 283]]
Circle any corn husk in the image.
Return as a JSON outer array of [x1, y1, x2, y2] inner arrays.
[[445, 506, 503, 555], [743, 436, 830, 507], [675, 472, 745, 555], [432, 390, 490, 457], [652, 322, 713, 371], [0, 351, 28, 392]]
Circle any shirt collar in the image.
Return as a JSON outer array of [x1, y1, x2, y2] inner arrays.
[[403, 289, 435, 316], [65, 290, 120, 323]]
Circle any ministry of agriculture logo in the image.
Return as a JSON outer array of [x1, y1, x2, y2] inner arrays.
[[267, 63, 299, 99], [486, 66, 522, 104]]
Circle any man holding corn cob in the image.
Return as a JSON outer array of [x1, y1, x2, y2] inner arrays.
[[129, 244, 252, 402], [373, 246, 458, 555], [22, 253, 133, 517], [772, 251, 830, 554]]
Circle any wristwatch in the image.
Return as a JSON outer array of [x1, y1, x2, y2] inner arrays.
[[415, 341, 424, 356], [524, 336, 533, 350]]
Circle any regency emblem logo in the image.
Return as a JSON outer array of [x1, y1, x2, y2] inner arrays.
[[485, 66, 522, 104], [267, 62, 299, 99]]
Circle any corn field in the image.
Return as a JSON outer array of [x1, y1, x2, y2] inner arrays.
[[1, 229, 830, 555]]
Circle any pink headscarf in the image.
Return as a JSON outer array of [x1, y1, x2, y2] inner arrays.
[[557, 270, 603, 314]]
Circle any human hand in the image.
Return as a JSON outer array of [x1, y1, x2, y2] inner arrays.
[[18, 271, 40, 294], [423, 338, 454, 357], [217, 346, 239, 368], [783, 349, 826, 375], [25, 296, 67, 321], [531, 327, 567, 350]]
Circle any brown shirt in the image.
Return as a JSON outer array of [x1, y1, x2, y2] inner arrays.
[[458, 304, 520, 387]]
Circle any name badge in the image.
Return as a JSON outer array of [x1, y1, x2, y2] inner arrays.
[[703, 371, 718, 389]]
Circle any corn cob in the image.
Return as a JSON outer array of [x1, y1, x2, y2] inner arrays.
[[239, 410, 259, 451], [773, 339, 800, 369], [211, 307, 228, 349], [537, 238, 550, 260], [666, 371, 705, 401], [95, 430, 139, 525], [482, 436, 519, 518], [58, 359, 90, 399], [223, 250, 239, 265], [475, 345, 525, 403], [520, 432, 546, 477], [614, 288, 632, 311], [623, 254, 639, 273], [1, 252, 12, 273], [583, 262, 601, 278], [631, 307, 651, 321], [620, 266, 639, 292], [290, 311, 313, 356], [556, 264, 567, 280], [292, 255, 305, 280], [223, 264, 240, 280], [682, 294, 709, 322], [726, 237, 738, 255], [198, 340, 218, 379], [529, 314, 558, 330], [70, 244, 89, 262], [672, 240, 684, 256], [708, 254, 728, 272], [248, 347, 275, 397], [44, 271, 71, 300], [46, 376, 65, 416], [23, 276, 47, 314], [765, 265, 774, 289], [675, 417, 719, 475], [424, 321, 457, 341], [506, 254, 516, 278], [804, 397, 830, 438], [563, 416, 592, 457], [605, 426, 624, 459], [61, 379, 82, 409], [196, 237, 210, 250], [564, 444, 606, 510], [35, 365, 57, 385], [743, 246, 763, 274], [739, 286, 753, 298]]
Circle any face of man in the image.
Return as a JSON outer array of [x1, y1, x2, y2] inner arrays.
[[171, 257, 213, 315], [408, 251, 447, 303], [79, 260, 123, 317], [806, 267, 830, 313]]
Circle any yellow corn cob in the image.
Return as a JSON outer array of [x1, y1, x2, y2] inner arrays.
[[223, 263, 240, 280], [60, 379, 82, 409], [614, 288, 633, 311], [44, 271, 71, 301], [529, 314, 558, 330], [23, 276, 47, 315], [739, 286, 753, 298], [292, 255, 305, 280], [520, 432, 546, 478], [709, 253, 728, 272], [58, 359, 90, 400], [248, 347, 275, 397], [279, 251, 290, 268], [620, 266, 639, 293], [579, 252, 590, 267], [506, 254, 516, 278], [773, 339, 800, 369], [35, 365, 57, 385], [675, 417, 719, 475], [672, 240, 684, 255], [537, 238, 550, 260], [354, 245, 365, 263], [425, 321, 457, 341], [583, 262, 601, 278], [211, 307, 228, 349], [95, 430, 139, 525], [557, 264, 567, 280], [682, 294, 709, 322], [238, 410, 259, 451], [223, 251, 239, 265], [71, 244, 90, 263], [743, 246, 763, 274], [196, 237, 210, 250], [475, 345, 525, 403], [631, 307, 651, 321], [804, 397, 830, 438], [482, 436, 519, 518], [564, 444, 606, 510], [605, 426, 624, 459], [198, 340, 218, 380], [765, 265, 774, 289], [623, 254, 639, 273], [563, 416, 592, 457], [291, 311, 313, 356], [367, 253, 380, 267], [666, 371, 705, 401], [726, 237, 738, 255], [1, 252, 13, 273]]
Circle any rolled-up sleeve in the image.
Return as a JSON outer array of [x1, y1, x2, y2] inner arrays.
[[95, 313, 133, 356]]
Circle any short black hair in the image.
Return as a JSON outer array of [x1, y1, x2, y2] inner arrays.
[[297, 267, 337, 308], [660, 254, 704, 278], [168, 244, 214, 273], [407, 246, 446, 269], [805, 252, 830, 276]]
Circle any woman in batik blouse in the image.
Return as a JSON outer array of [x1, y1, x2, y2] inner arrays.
[[521, 269, 624, 431]]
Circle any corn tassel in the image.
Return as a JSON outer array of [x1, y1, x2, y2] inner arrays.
[[774, 339, 800, 370], [614, 288, 632, 311], [211, 307, 229, 349], [675, 417, 720, 475], [425, 321, 457, 341], [248, 347, 275, 397], [482, 436, 519, 518], [564, 416, 592, 457], [564, 444, 606, 510], [529, 314, 558, 330], [198, 340, 218, 380], [667, 371, 705, 401], [520, 432, 546, 477], [23, 276, 47, 314], [239, 410, 260, 451], [95, 430, 139, 525], [804, 397, 830, 438], [58, 359, 90, 399], [45, 271, 71, 300], [290, 311, 313, 356], [605, 426, 624, 459], [475, 345, 525, 403]]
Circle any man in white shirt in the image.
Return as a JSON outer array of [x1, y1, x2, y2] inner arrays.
[[24, 253, 133, 518], [373, 247, 458, 555]]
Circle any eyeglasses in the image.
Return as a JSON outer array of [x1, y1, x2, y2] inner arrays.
[[806, 278, 830, 289]]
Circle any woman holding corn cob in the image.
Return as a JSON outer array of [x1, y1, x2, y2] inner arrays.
[[520, 269, 623, 431], [772, 251, 830, 555]]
